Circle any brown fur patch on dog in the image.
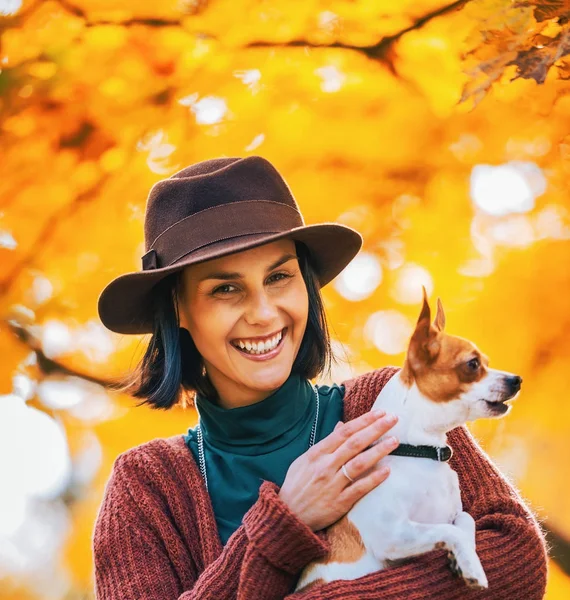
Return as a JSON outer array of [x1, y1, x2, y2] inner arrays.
[[312, 515, 366, 567], [297, 516, 366, 591], [400, 289, 490, 403], [328, 515, 366, 562]]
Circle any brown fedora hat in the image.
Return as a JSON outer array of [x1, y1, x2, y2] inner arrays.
[[97, 155, 362, 335]]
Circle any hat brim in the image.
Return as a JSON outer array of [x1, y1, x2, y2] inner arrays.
[[97, 223, 362, 334]]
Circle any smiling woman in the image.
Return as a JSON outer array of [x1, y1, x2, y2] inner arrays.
[[176, 240, 311, 408], [110, 238, 331, 411], [93, 155, 547, 600]]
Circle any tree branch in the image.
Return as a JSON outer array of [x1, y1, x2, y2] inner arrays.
[[242, 0, 470, 66], [5, 318, 115, 389], [55, 0, 204, 27], [49, 0, 469, 61]]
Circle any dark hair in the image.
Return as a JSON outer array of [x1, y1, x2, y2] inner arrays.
[[108, 241, 335, 409]]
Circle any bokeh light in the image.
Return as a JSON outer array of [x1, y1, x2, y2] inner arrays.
[[470, 161, 547, 217], [333, 251, 383, 301]]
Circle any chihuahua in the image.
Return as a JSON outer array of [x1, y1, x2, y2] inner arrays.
[[296, 287, 521, 592]]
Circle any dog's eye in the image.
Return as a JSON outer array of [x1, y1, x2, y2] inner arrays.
[[467, 358, 480, 371]]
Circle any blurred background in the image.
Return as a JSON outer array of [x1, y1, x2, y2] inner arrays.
[[1, 0, 569, 597]]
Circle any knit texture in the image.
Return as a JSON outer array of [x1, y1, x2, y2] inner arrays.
[[92, 367, 548, 599]]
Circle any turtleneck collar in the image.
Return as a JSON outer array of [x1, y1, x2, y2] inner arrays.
[[195, 373, 316, 453]]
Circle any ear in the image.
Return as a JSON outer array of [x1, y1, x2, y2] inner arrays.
[[407, 286, 441, 369], [417, 285, 431, 324], [434, 297, 446, 331]]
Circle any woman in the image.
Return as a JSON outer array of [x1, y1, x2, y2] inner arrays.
[[93, 156, 548, 599]]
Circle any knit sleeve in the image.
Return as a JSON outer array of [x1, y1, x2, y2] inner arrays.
[[93, 452, 330, 600], [283, 424, 548, 599]]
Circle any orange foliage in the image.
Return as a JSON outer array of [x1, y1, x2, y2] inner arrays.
[[0, 0, 568, 597]]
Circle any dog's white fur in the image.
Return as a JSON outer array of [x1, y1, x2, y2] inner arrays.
[[295, 290, 520, 591]]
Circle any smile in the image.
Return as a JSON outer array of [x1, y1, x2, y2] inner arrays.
[[230, 327, 287, 359]]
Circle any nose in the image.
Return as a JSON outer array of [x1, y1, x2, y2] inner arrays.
[[244, 289, 279, 324], [506, 375, 522, 394]]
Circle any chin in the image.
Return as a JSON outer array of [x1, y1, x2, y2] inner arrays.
[[248, 368, 292, 389]]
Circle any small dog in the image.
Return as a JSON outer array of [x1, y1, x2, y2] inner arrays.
[[296, 287, 521, 592]]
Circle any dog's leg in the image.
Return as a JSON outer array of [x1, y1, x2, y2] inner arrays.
[[441, 511, 477, 580], [453, 511, 476, 545], [372, 520, 488, 589]]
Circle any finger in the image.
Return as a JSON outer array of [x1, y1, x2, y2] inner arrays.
[[334, 421, 343, 432], [341, 464, 391, 506], [332, 413, 398, 468], [308, 410, 387, 458], [340, 435, 399, 483]]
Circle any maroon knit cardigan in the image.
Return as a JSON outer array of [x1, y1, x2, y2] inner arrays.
[[92, 367, 548, 599]]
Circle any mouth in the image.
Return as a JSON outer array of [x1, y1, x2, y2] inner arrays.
[[485, 400, 511, 415], [230, 327, 288, 361], [484, 385, 521, 416]]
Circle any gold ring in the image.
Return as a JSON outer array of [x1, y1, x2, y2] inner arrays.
[[341, 463, 355, 483]]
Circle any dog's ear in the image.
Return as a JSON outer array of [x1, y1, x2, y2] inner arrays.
[[417, 285, 431, 324], [434, 297, 446, 331], [407, 287, 441, 369]]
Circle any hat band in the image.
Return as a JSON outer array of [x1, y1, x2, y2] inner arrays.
[[141, 199, 304, 270]]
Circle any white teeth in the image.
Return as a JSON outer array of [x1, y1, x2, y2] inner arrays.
[[234, 330, 283, 354]]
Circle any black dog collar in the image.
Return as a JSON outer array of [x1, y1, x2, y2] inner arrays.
[[389, 443, 453, 462]]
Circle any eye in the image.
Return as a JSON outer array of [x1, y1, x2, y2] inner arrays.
[[467, 357, 480, 371], [211, 272, 293, 296], [211, 283, 238, 295], [268, 272, 293, 284]]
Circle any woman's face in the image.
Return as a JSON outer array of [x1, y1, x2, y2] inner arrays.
[[177, 238, 309, 408]]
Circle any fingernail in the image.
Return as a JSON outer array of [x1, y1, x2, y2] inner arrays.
[[385, 436, 399, 447], [385, 414, 398, 424], [374, 410, 386, 418]]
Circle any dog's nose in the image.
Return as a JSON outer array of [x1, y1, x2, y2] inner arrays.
[[507, 375, 522, 393]]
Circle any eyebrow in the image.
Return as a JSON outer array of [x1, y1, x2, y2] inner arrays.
[[198, 252, 299, 283]]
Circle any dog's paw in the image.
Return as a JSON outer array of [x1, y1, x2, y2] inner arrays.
[[465, 577, 488, 590], [458, 560, 488, 589], [437, 543, 488, 588]]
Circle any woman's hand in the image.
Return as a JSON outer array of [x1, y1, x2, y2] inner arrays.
[[278, 410, 399, 531]]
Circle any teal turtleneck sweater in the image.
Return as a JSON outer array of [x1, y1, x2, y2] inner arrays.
[[184, 373, 344, 545]]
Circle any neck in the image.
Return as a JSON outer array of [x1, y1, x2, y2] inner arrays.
[[204, 365, 282, 409], [194, 373, 313, 449], [371, 371, 459, 447]]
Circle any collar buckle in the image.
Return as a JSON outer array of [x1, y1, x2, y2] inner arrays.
[[437, 445, 453, 462]]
